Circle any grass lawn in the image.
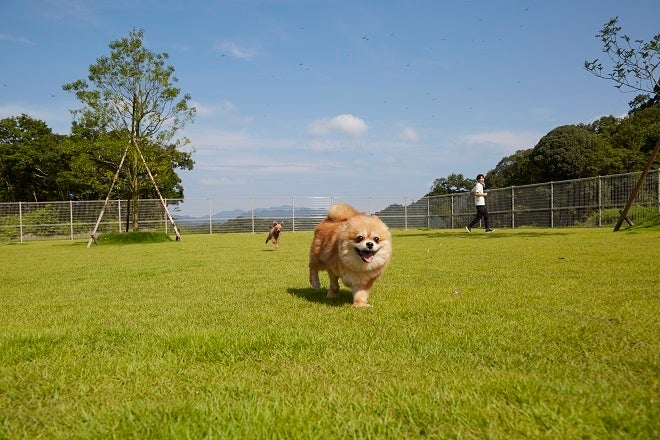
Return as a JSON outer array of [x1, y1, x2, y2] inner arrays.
[[1, 227, 658, 438]]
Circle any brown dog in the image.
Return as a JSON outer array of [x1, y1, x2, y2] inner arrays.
[[309, 203, 392, 307], [266, 221, 283, 250]]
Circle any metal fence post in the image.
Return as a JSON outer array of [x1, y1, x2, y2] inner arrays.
[[511, 186, 515, 228], [426, 197, 431, 229], [69, 200, 74, 240], [19, 201, 23, 243], [208, 198, 213, 234], [251, 196, 255, 234], [404, 197, 408, 230], [450, 194, 454, 229], [162, 199, 166, 234], [598, 176, 602, 227], [118, 200, 122, 232], [551, 181, 556, 227], [656, 169, 660, 212]]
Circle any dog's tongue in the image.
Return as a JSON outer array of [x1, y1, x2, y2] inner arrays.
[[361, 252, 375, 263]]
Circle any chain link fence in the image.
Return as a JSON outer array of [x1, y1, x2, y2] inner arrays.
[[1, 170, 658, 242]]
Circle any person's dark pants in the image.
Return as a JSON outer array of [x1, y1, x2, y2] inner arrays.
[[468, 205, 489, 229]]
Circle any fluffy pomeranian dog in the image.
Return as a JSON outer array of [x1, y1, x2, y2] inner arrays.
[[309, 203, 392, 307], [266, 221, 283, 250]]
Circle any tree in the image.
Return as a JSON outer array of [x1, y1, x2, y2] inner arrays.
[[486, 149, 535, 188], [571, 108, 660, 175], [585, 17, 660, 112], [529, 125, 611, 182], [63, 28, 195, 230], [602, 105, 660, 171], [427, 173, 474, 196], [0, 115, 67, 202], [60, 122, 193, 201]]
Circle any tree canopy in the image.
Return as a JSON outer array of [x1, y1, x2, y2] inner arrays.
[[427, 173, 475, 196], [0, 115, 66, 202]]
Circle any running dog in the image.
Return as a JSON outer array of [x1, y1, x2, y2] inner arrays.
[[266, 221, 283, 250], [309, 203, 392, 307]]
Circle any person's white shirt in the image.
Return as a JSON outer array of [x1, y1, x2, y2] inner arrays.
[[472, 182, 486, 206]]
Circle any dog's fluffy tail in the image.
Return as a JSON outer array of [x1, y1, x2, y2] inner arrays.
[[326, 203, 363, 222]]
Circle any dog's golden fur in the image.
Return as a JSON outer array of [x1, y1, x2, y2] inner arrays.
[[266, 221, 283, 250], [309, 203, 392, 307]]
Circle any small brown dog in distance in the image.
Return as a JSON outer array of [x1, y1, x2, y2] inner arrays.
[[309, 203, 392, 307], [266, 221, 283, 250]]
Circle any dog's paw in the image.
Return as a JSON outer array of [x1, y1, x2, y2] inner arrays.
[[309, 273, 321, 289], [352, 302, 372, 308]]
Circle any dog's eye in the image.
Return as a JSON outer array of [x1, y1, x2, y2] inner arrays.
[[373, 236, 380, 243], [355, 235, 364, 243]]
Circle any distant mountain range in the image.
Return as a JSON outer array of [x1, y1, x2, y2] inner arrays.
[[172, 201, 416, 227], [174, 205, 328, 222]]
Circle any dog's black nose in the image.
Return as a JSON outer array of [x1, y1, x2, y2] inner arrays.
[[366, 241, 374, 249]]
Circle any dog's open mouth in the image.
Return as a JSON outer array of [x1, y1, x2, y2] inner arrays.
[[356, 248, 376, 263]]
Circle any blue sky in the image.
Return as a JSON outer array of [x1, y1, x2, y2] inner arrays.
[[1, 0, 658, 201]]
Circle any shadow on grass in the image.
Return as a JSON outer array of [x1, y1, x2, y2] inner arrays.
[[54, 241, 90, 247], [287, 287, 353, 306]]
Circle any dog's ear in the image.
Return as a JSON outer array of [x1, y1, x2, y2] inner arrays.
[[271, 221, 278, 227]]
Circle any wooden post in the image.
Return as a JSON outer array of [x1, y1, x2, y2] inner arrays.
[[614, 138, 660, 231], [87, 138, 184, 246], [132, 138, 182, 241], [87, 145, 130, 247]]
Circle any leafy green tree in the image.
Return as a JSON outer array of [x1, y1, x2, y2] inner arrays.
[[486, 149, 535, 188], [427, 173, 474, 195], [57, 127, 130, 200], [63, 28, 195, 230], [529, 125, 612, 181], [0, 115, 67, 202], [602, 105, 660, 171], [585, 17, 660, 112], [60, 122, 193, 201]]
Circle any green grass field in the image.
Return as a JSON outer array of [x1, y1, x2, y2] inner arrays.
[[1, 227, 658, 438]]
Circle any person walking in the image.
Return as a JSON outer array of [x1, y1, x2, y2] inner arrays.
[[466, 174, 494, 233]]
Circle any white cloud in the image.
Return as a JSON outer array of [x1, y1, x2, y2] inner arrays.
[[0, 34, 35, 45], [200, 159, 318, 173], [188, 100, 253, 125], [399, 126, 420, 143], [213, 41, 260, 59], [309, 140, 336, 152], [190, 101, 217, 117], [461, 130, 541, 153], [188, 129, 267, 151], [0, 103, 72, 134], [308, 114, 368, 136], [587, 112, 628, 123], [200, 175, 246, 187], [308, 139, 367, 152]]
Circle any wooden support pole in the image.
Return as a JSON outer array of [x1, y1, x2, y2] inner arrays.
[[87, 138, 184, 246], [132, 138, 182, 241], [614, 138, 660, 231], [87, 145, 130, 248]]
